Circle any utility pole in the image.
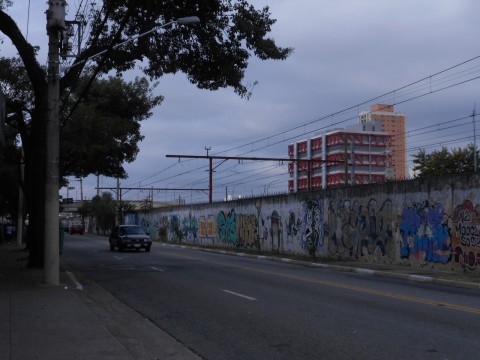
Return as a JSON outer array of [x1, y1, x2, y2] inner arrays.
[[75, 178, 83, 201], [45, 0, 66, 285], [16, 150, 25, 246], [474, 105, 477, 173], [166, 154, 339, 200], [116, 178, 120, 225]]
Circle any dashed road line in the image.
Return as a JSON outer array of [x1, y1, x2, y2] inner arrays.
[[65, 271, 84, 290], [222, 289, 257, 301]]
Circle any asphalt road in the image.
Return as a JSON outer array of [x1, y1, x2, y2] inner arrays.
[[62, 233, 480, 360]]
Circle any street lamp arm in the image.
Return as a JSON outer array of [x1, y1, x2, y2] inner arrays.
[[62, 16, 200, 72]]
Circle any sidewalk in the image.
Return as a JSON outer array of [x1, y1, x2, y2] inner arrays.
[[0, 243, 201, 360]]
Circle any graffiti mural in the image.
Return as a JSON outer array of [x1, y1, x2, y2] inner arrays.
[[285, 211, 302, 247], [237, 214, 260, 249], [451, 200, 480, 270], [217, 209, 238, 245], [170, 215, 183, 243], [182, 212, 199, 244], [127, 172, 480, 275], [199, 216, 207, 238], [400, 200, 451, 265], [301, 200, 324, 257], [139, 216, 159, 239], [267, 211, 283, 253], [326, 198, 394, 261]]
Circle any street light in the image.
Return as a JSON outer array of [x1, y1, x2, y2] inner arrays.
[[62, 16, 200, 72], [44, 5, 200, 285]]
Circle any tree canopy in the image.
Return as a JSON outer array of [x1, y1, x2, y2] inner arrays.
[[61, 75, 162, 179], [411, 144, 479, 178], [0, 0, 292, 267]]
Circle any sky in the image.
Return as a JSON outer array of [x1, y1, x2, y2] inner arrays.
[[3, 0, 480, 204]]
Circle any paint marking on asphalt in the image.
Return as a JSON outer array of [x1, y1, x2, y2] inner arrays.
[[150, 266, 165, 272], [164, 250, 480, 316], [113, 256, 124, 260], [222, 289, 257, 301], [65, 271, 84, 291]]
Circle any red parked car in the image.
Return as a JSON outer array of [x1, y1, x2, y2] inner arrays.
[[69, 224, 84, 235]]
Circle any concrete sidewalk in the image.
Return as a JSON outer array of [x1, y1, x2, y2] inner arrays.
[[0, 243, 201, 360]]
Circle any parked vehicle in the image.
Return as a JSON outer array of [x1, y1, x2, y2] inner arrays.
[[109, 225, 152, 252], [69, 224, 84, 235]]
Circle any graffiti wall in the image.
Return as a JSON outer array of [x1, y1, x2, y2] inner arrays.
[[132, 174, 480, 274]]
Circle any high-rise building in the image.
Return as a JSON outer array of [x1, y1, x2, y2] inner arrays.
[[288, 122, 391, 191], [359, 104, 406, 179]]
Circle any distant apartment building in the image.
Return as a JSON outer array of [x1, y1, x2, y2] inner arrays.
[[288, 121, 391, 191], [359, 104, 406, 179]]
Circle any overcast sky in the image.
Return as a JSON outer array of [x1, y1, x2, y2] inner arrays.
[[3, 1, 480, 203]]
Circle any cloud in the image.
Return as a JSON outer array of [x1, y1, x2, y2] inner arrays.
[[3, 1, 480, 202]]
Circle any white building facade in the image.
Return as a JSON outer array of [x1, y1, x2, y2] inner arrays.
[[288, 121, 391, 192]]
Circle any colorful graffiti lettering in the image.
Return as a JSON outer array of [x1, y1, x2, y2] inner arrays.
[[170, 215, 183, 243], [237, 214, 259, 249], [452, 200, 480, 270], [326, 198, 394, 260], [302, 200, 324, 256], [182, 213, 199, 243], [199, 216, 207, 238], [285, 211, 302, 246], [268, 211, 283, 253], [217, 209, 238, 245], [400, 201, 451, 264]]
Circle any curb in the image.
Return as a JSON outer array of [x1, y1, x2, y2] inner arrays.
[[161, 243, 480, 291]]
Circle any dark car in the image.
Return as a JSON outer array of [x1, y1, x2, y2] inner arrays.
[[69, 224, 84, 235], [109, 225, 152, 252]]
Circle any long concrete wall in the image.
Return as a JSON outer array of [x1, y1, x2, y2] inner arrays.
[[126, 173, 480, 274]]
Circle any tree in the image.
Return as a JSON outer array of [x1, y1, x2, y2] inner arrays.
[[90, 192, 116, 235], [0, 143, 20, 219], [0, 1, 292, 267], [118, 202, 137, 224], [61, 75, 162, 179], [412, 144, 479, 177]]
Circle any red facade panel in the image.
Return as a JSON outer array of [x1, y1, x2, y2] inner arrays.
[[298, 177, 308, 190], [312, 176, 322, 188], [311, 138, 322, 150], [288, 144, 294, 156], [297, 141, 308, 154], [288, 179, 294, 190], [288, 162, 294, 173]]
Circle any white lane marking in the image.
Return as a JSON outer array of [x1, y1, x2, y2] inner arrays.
[[222, 289, 257, 301], [113, 256, 124, 260], [65, 271, 84, 291], [150, 266, 165, 272]]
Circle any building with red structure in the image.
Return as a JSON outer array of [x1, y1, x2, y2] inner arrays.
[[288, 121, 392, 192], [359, 104, 406, 179]]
